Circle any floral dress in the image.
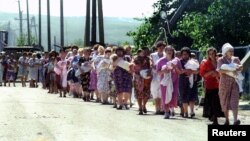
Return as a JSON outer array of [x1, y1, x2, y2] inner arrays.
[[133, 56, 151, 99], [79, 57, 92, 93], [113, 64, 132, 94]]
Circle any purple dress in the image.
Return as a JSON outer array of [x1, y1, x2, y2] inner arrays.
[[156, 57, 181, 108], [113, 66, 132, 94]]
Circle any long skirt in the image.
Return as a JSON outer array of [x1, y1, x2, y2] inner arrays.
[[150, 72, 161, 99], [7, 70, 16, 81], [18, 66, 28, 77], [89, 70, 97, 91], [169, 80, 179, 108], [0, 69, 3, 82], [179, 75, 197, 103], [109, 80, 117, 97], [113, 66, 132, 94], [80, 71, 91, 92], [203, 89, 224, 118], [56, 74, 62, 90], [219, 74, 240, 112], [97, 70, 110, 94], [134, 74, 151, 99]]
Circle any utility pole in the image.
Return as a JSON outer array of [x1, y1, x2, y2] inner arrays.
[[16, 0, 23, 37], [47, 0, 51, 51], [38, 0, 42, 49], [98, 0, 104, 45], [30, 16, 38, 41], [84, 0, 91, 46], [26, 0, 31, 45], [54, 36, 57, 51], [60, 0, 64, 48], [91, 0, 97, 45], [85, 0, 104, 46]]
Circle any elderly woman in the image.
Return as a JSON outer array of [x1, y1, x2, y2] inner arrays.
[[78, 48, 92, 101], [46, 51, 57, 93], [133, 48, 152, 115], [28, 53, 40, 88], [217, 43, 242, 125], [18, 52, 29, 87], [200, 47, 224, 125], [6, 54, 17, 87], [55, 48, 69, 97], [157, 46, 182, 119], [113, 47, 133, 110], [90, 45, 105, 102], [97, 49, 112, 104]]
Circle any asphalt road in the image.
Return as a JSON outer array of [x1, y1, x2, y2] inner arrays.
[[0, 84, 248, 141]]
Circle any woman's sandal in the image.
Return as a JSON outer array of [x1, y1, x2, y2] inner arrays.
[[139, 109, 143, 115], [224, 120, 230, 125], [233, 120, 241, 125], [190, 113, 195, 118], [116, 105, 123, 110]]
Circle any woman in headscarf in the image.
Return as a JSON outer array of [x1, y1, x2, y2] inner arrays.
[[200, 47, 224, 125], [133, 47, 152, 115], [217, 43, 242, 125]]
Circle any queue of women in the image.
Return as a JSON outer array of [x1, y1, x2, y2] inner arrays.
[[0, 41, 243, 125]]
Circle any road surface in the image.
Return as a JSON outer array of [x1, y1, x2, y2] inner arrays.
[[0, 85, 249, 141]]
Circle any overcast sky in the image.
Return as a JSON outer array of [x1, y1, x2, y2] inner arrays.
[[0, 0, 158, 17]]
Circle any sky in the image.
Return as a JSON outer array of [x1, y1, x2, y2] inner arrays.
[[0, 0, 158, 17]]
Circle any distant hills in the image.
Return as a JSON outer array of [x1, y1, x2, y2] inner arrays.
[[0, 12, 142, 49]]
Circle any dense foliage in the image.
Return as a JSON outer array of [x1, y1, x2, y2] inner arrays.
[[128, 0, 250, 53]]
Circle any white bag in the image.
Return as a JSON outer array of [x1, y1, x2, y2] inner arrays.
[[117, 59, 130, 72]]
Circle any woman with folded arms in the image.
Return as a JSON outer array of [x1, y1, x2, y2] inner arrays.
[[200, 47, 224, 125]]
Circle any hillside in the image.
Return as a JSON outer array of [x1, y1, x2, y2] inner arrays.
[[0, 12, 141, 49]]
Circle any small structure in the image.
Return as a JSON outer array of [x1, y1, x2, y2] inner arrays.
[[0, 31, 8, 52], [235, 45, 250, 94], [3, 46, 43, 53]]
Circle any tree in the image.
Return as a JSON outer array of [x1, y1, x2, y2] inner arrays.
[[16, 34, 26, 46], [73, 38, 84, 47], [175, 0, 250, 53], [16, 34, 37, 46], [127, 0, 212, 49], [128, 0, 250, 53]]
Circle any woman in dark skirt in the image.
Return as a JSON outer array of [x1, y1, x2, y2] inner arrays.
[[79, 48, 92, 101], [133, 48, 151, 115], [200, 47, 224, 125], [113, 47, 133, 110], [179, 47, 200, 118]]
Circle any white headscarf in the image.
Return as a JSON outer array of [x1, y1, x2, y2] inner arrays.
[[222, 43, 234, 56]]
